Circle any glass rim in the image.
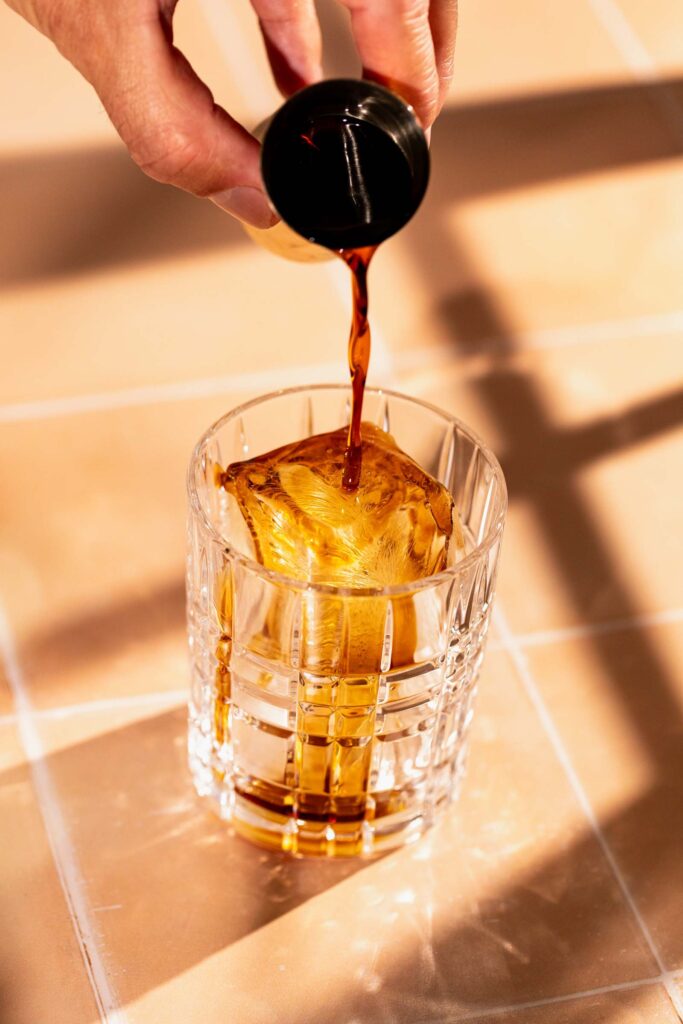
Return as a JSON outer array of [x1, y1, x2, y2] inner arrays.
[[187, 384, 508, 599]]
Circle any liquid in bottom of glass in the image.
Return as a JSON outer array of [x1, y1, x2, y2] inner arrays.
[[187, 387, 506, 856]]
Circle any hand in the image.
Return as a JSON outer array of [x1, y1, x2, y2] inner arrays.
[[5, 0, 457, 227]]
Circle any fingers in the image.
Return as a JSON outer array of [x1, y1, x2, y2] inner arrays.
[[50, 0, 277, 226], [338, 0, 440, 128], [249, 0, 323, 96], [429, 0, 458, 106]]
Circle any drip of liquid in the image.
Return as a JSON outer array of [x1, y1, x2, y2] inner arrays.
[[339, 245, 376, 492]]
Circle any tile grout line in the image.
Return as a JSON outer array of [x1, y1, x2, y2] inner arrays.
[[2, 606, 682, 726], [494, 605, 683, 1019], [514, 606, 683, 648], [157, 0, 401, 389], [451, 974, 668, 1021], [3, 306, 683, 424], [585, 0, 660, 77], [394, 309, 683, 377], [453, 967, 683, 1021], [0, 688, 190, 727], [0, 603, 128, 1024], [0, 359, 347, 423]]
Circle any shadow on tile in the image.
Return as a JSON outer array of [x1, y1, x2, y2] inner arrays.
[[0, 146, 246, 288], [430, 78, 683, 204], [1, 77, 681, 293], [33, 708, 369, 998], [22, 578, 185, 680], [485, 367, 683, 488], [398, 144, 683, 993]]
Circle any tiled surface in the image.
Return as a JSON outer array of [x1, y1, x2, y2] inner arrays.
[[395, 335, 683, 632], [527, 622, 683, 971], [33, 652, 658, 1021], [0, 724, 99, 1024], [1, 0, 683, 1021], [0, 397, 244, 707], [449, 0, 632, 100]]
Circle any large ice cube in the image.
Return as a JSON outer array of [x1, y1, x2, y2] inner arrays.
[[215, 422, 462, 587]]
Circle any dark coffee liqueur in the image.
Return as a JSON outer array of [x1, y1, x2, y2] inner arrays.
[[269, 115, 417, 250], [260, 82, 430, 490]]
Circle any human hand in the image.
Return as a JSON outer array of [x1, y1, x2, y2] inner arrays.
[[6, 0, 457, 227]]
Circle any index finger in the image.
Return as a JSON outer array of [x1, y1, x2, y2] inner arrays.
[[338, 0, 440, 128]]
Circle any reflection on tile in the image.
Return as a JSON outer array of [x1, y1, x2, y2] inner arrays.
[[0, 725, 98, 1023], [36, 650, 656, 1022], [395, 335, 683, 632], [528, 622, 683, 971], [469, 984, 680, 1023]]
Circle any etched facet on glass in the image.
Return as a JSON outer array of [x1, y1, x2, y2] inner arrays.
[[187, 386, 506, 856]]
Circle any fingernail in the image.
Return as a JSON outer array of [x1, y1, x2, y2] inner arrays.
[[209, 187, 279, 229]]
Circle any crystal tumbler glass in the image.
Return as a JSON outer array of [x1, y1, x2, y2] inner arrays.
[[187, 386, 506, 856]]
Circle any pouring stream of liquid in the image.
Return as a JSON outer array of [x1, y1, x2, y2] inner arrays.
[[339, 245, 377, 492]]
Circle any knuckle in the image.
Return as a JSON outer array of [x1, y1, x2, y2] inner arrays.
[[128, 122, 203, 186]]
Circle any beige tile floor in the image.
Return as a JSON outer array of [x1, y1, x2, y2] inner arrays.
[[1, 0, 682, 1020]]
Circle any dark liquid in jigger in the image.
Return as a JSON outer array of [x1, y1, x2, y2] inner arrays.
[[270, 116, 417, 250]]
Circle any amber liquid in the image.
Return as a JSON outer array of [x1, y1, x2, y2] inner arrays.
[[216, 422, 460, 853]]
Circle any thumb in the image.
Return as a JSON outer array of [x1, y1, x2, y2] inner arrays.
[[77, 9, 278, 228]]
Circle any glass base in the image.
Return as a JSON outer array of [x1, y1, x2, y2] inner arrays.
[[188, 707, 474, 858]]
